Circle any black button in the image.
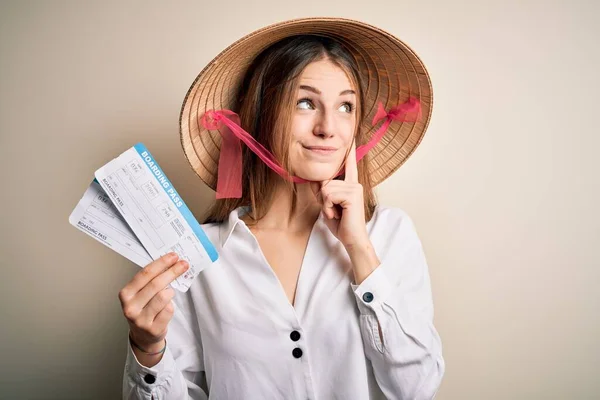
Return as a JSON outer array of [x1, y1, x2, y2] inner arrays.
[[292, 348, 303, 358], [363, 292, 374, 303], [290, 330, 301, 342], [143, 374, 156, 384]]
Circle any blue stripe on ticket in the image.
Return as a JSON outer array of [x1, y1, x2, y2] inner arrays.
[[133, 143, 218, 262]]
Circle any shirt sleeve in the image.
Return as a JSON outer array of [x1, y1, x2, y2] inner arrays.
[[122, 292, 208, 400], [351, 209, 445, 400]]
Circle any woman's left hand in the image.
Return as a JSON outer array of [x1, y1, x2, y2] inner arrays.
[[311, 142, 369, 250]]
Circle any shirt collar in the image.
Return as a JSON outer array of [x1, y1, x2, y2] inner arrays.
[[219, 206, 250, 248], [219, 205, 346, 248]]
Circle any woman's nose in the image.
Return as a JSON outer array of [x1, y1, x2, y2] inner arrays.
[[313, 111, 335, 138]]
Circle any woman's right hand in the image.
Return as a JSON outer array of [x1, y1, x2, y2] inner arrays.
[[118, 252, 189, 355]]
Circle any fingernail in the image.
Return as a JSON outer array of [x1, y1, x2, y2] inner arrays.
[[181, 261, 189, 269], [168, 252, 178, 261]]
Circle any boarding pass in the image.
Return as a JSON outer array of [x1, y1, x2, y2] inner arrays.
[[69, 143, 218, 292]]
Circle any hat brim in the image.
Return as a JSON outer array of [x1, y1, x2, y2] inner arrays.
[[180, 17, 432, 191]]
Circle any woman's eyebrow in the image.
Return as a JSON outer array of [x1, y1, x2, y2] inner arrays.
[[299, 85, 355, 96]]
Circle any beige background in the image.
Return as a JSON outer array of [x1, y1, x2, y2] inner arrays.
[[1, 1, 598, 399]]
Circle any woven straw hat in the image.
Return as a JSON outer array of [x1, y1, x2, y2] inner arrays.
[[179, 17, 432, 191]]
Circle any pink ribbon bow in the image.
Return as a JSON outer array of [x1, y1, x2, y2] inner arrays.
[[355, 97, 422, 160], [200, 96, 421, 199]]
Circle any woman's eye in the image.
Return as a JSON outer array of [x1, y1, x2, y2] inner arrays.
[[339, 102, 354, 113], [296, 99, 354, 113], [297, 99, 314, 110]]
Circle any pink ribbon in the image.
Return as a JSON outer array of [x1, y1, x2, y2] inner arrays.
[[200, 96, 421, 199], [356, 97, 422, 160]]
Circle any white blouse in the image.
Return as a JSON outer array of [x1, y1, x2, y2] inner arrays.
[[123, 205, 445, 399]]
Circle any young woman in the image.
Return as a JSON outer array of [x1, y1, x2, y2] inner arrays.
[[120, 18, 444, 400]]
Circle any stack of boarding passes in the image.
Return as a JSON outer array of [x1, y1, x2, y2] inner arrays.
[[69, 143, 218, 292]]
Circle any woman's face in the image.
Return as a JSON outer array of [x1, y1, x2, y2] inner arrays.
[[288, 59, 357, 181]]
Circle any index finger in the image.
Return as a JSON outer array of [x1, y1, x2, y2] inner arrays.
[[127, 252, 179, 296], [344, 140, 358, 183]]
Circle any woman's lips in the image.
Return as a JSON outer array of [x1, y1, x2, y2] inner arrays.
[[303, 145, 337, 155]]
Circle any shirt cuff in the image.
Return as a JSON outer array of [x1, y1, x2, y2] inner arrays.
[[351, 264, 393, 315], [125, 337, 177, 390]]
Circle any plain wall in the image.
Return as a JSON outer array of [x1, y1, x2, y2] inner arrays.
[[1, 0, 598, 399]]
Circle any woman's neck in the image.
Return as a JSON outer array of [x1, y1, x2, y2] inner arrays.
[[243, 182, 321, 233]]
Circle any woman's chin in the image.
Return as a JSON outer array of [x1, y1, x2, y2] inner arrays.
[[294, 167, 339, 182]]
